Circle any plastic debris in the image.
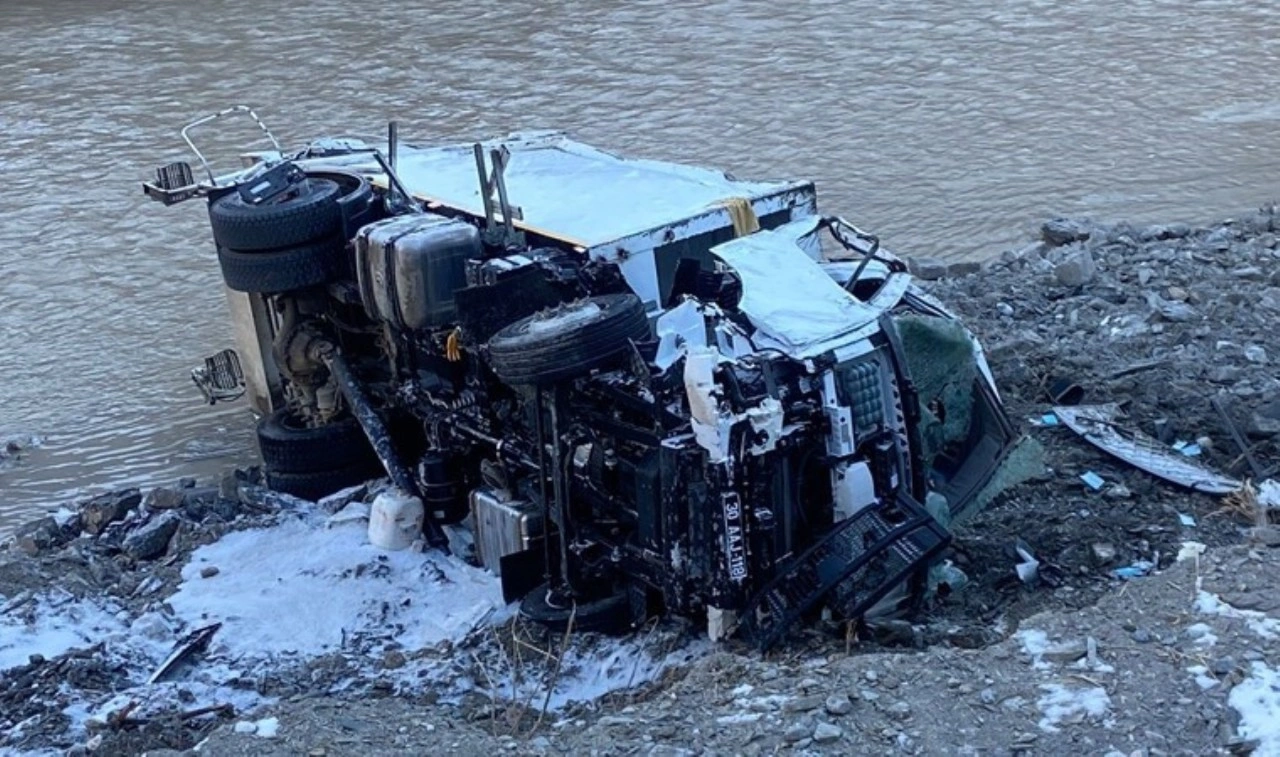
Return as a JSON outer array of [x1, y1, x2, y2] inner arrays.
[[1112, 561, 1154, 580], [1014, 542, 1041, 584], [1080, 471, 1105, 490], [1172, 440, 1202, 457], [1177, 541, 1207, 562], [1042, 413, 1059, 426], [1178, 512, 1197, 527]]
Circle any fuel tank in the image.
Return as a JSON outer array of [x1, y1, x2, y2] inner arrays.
[[354, 214, 482, 331]]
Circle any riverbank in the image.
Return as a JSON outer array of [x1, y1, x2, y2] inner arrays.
[[3, 206, 1280, 755]]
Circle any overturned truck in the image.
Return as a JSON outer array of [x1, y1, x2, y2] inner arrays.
[[145, 107, 1018, 648]]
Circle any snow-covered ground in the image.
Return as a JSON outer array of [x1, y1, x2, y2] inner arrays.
[[0, 501, 703, 752]]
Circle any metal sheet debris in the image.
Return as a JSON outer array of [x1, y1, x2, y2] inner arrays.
[[1053, 404, 1242, 495]]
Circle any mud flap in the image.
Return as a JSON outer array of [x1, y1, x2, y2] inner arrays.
[[739, 490, 950, 651]]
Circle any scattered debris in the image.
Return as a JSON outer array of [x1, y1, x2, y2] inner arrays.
[[1112, 561, 1154, 580], [1014, 542, 1041, 585], [1079, 471, 1105, 491], [1054, 404, 1241, 494], [147, 623, 221, 684]]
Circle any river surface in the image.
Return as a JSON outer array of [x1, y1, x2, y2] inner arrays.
[[1, 0, 1277, 533]]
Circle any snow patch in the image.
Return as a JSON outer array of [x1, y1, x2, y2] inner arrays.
[[1187, 665, 1220, 691], [1195, 590, 1280, 639], [1036, 683, 1111, 732], [0, 590, 131, 671], [1185, 622, 1218, 647], [1229, 662, 1280, 756], [167, 513, 507, 662], [233, 717, 280, 738], [1016, 628, 1050, 669]]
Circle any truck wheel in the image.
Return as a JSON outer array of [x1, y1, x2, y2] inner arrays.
[[519, 583, 631, 634], [216, 238, 346, 293], [208, 177, 342, 251], [486, 294, 649, 385], [264, 463, 381, 502], [256, 408, 379, 474]]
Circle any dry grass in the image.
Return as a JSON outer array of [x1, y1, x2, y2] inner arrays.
[[1210, 480, 1278, 526]]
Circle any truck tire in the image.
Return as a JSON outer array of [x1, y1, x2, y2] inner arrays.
[[487, 294, 649, 385], [519, 582, 631, 634], [216, 238, 346, 293], [256, 408, 379, 474], [208, 177, 342, 251], [264, 463, 381, 502]]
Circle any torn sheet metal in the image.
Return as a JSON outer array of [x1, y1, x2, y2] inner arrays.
[[1052, 404, 1242, 494]]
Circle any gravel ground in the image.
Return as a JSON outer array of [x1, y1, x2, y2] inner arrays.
[[4, 206, 1280, 756]]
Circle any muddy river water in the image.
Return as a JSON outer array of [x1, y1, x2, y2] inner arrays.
[[0, 0, 1276, 533]]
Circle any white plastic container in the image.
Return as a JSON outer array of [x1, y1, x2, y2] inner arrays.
[[367, 489, 425, 551]]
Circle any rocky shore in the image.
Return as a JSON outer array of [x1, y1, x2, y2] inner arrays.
[[3, 206, 1280, 756]]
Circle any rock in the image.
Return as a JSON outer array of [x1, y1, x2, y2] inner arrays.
[[783, 722, 811, 742], [867, 619, 918, 646], [1244, 345, 1268, 364], [1247, 526, 1280, 548], [1040, 640, 1088, 664], [947, 260, 982, 278], [813, 722, 843, 743], [1248, 402, 1280, 438], [885, 701, 912, 721], [79, 489, 141, 535], [382, 650, 407, 670], [1104, 485, 1132, 500], [996, 302, 1015, 317], [909, 257, 948, 281], [1132, 629, 1154, 644], [1150, 297, 1199, 323], [1211, 657, 1236, 676], [13, 517, 72, 556], [1042, 218, 1092, 246], [1166, 286, 1189, 302], [784, 694, 824, 713], [824, 694, 853, 716], [122, 511, 180, 560], [200, 566, 220, 579], [144, 486, 186, 510], [1054, 249, 1097, 287], [1091, 542, 1117, 565]]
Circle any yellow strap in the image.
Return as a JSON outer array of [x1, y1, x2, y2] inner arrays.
[[719, 197, 760, 238]]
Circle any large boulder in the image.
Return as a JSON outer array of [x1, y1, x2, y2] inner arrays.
[[1053, 248, 1097, 287], [1041, 218, 1093, 247], [122, 511, 181, 561], [13, 517, 71, 556], [79, 489, 141, 536]]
